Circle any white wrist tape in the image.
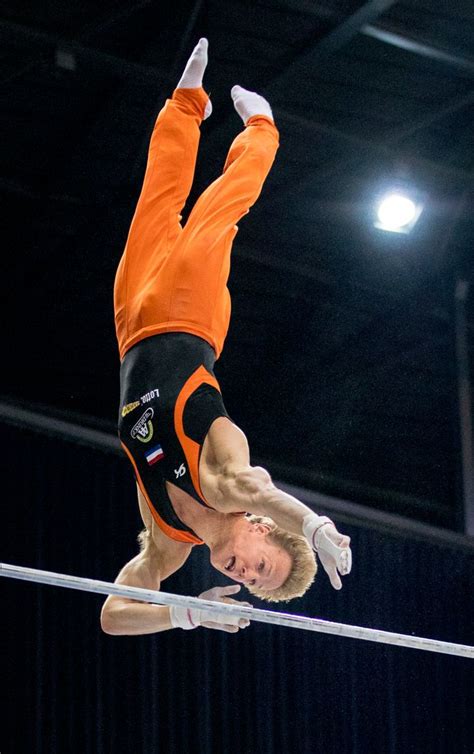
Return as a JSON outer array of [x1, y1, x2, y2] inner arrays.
[[302, 513, 334, 550], [169, 605, 200, 630], [169, 603, 247, 631]]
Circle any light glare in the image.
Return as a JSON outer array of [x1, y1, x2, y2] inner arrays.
[[377, 193, 417, 230]]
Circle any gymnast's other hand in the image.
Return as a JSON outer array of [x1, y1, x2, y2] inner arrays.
[[316, 524, 352, 590], [302, 514, 352, 590], [169, 584, 252, 633]]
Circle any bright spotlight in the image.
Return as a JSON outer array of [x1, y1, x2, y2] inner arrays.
[[374, 191, 424, 234]]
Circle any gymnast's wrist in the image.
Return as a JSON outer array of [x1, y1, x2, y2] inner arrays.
[[302, 513, 334, 550], [169, 604, 200, 630]]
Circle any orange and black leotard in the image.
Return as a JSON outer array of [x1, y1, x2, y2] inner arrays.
[[118, 332, 230, 544]]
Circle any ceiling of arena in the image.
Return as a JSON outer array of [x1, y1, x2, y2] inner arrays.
[[1, 0, 473, 528]]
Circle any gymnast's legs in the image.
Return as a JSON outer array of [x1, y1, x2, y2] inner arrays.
[[113, 38, 279, 362]]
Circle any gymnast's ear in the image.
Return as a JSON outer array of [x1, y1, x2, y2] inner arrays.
[[248, 521, 272, 535]]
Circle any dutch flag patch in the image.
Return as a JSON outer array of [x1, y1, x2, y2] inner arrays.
[[145, 444, 165, 466]]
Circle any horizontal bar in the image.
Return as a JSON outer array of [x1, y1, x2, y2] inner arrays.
[[1, 563, 473, 659]]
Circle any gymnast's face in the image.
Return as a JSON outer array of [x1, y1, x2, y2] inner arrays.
[[210, 519, 291, 591]]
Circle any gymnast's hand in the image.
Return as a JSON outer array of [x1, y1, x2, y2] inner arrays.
[[303, 514, 352, 590], [169, 584, 252, 633]]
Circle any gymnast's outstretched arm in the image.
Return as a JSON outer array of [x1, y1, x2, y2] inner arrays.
[[201, 418, 352, 587]]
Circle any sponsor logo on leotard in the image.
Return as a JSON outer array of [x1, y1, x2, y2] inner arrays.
[[174, 463, 186, 479], [145, 444, 165, 465], [121, 400, 140, 418], [141, 388, 160, 403], [131, 408, 154, 443], [122, 389, 160, 418]]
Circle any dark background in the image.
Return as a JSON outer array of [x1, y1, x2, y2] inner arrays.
[[1, 0, 474, 525], [3, 423, 474, 754], [1, 2, 474, 752]]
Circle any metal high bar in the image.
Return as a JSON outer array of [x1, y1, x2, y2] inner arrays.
[[1, 562, 472, 659]]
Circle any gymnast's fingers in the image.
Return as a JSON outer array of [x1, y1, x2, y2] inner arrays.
[[201, 621, 240, 633], [222, 599, 253, 608], [324, 562, 342, 590], [215, 584, 242, 597]]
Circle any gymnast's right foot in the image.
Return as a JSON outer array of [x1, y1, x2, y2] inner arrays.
[[177, 37, 212, 119]]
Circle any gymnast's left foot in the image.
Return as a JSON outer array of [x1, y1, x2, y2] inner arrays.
[[177, 37, 212, 119], [231, 85, 273, 125]]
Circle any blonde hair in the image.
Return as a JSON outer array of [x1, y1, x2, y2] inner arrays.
[[245, 514, 317, 603]]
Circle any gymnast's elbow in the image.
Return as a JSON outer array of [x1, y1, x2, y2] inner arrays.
[[100, 599, 125, 635], [100, 606, 116, 635]]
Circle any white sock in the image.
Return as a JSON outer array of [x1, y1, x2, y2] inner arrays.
[[177, 38, 212, 119], [231, 85, 273, 125]]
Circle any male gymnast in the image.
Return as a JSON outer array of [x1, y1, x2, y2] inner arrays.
[[101, 39, 352, 636]]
